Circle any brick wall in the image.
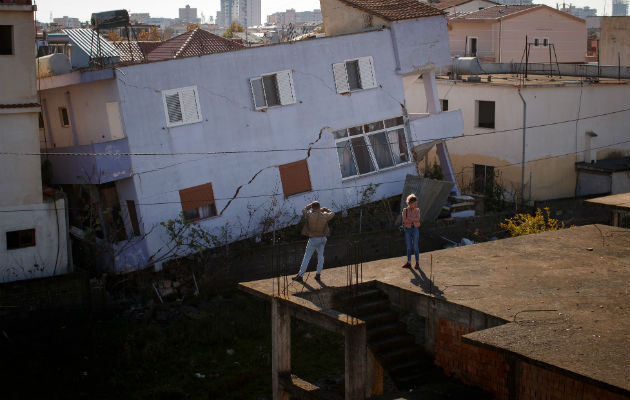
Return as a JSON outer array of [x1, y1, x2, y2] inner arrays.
[[433, 318, 629, 400], [435, 318, 510, 399]]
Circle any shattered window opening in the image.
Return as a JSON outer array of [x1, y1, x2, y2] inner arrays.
[[334, 116, 410, 179]]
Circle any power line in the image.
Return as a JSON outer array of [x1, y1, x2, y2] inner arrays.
[[2, 138, 628, 214], [1, 107, 628, 158]]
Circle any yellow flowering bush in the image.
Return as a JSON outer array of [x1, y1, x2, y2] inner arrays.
[[500, 207, 568, 237]]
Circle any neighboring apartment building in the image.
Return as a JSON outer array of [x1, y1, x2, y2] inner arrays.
[[218, 0, 261, 27], [612, 0, 629, 16], [447, 4, 587, 63], [423, 0, 498, 15], [178, 5, 199, 24], [404, 73, 630, 202], [37, 0, 462, 272], [599, 16, 630, 66], [0, 0, 69, 283], [52, 16, 81, 28]]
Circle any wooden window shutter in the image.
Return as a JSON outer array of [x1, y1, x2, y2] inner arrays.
[[279, 159, 312, 197], [332, 62, 350, 93], [358, 56, 377, 89], [179, 183, 215, 211], [250, 77, 266, 109], [275, 70, 296, 105], [180, 87, 201, 124]]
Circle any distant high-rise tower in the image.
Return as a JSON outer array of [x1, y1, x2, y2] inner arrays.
[[612, 0, 629, 16], [219, 0, 260, 27], [179, 5, 199, 23]]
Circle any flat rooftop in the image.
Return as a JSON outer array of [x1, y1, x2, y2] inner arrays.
[[240, 224, 630, 392], [437, 73, 628, 87]]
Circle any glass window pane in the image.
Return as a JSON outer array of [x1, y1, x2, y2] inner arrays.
[[199, 204, 216, 219], [346, 60, 361, 90], [251, 78, 266, 108], [363, 121, 384, 133], [348, 126, 363, 136], [351, 137, 376, 174], [388, 128, 409, 164], [263, 75, 281, 107], [183, 208, 199, 221], [384, 116, 404, 128], [336, 140, 358, 178], [368, 132, 394, 169], [333, 129, 347, 140]]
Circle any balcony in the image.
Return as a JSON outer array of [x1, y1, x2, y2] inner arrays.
[[46, 138, 132, 185], [407, 109, 463, 149]]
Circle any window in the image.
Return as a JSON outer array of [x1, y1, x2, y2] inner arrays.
[[38, 112, 45, 130], [0, 25, 12, 55], [162, 86, 202, 127], [58, 107, 70, 127], [250, 70, 296, 110], [543, 38, 549, 47], [467, 37, 478, 57], [6, 229, 36, 250], [279, 159, 312, 197], [179, 183, 217, 222], [533, 37, 540, 47], [440, 99, 448, 112], [473, 164, 495, 194], [332, 56, 377, 94], [477, 100, 495, 129], [334, 116, 410, 179], [126, 200, 141, 237]]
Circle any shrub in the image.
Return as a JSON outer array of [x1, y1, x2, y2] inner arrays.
[[500, 207, 568, 237]]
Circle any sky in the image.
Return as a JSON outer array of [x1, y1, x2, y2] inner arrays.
[[34, 0, 613, 24]]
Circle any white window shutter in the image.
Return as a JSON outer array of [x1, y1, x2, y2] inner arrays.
[[358, 56, 377, 89], [180, 86, 201, 124], [276, 70, 296, 105], [250, 77, 266, 109], [332, 62, 350, 93]]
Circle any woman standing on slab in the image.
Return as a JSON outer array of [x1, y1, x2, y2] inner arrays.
[[402, 194, 421, 269]]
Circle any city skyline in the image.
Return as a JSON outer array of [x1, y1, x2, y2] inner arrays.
[[35, 0, 613, 23]]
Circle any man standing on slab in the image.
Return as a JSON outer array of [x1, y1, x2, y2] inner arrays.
[[292, 201, 335, 282]]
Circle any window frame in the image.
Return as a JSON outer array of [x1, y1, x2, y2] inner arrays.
[[333, 116, 411, 181], [440, 99, 449, 112], [249, 70, 296, 110], [161, 86, 203, 128], [178, 183, 218, 222], [332, 56, 377, 94], [6, 229, 36, 250], [476, 100, 495, 129], [0, 25, 13, 56], [58, 106, 70, 127], [278, 159, 312, 198], [473, 164, 495, 194]]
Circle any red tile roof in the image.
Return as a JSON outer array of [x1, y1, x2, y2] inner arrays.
[[0, 103, 40, 109], [448, 4, 540, 20], [336, 0, 445, 21], [146, 28, 243, 62], [429, 0, 497, 11]]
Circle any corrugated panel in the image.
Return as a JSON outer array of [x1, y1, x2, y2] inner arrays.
[[401, 175, 454, 223], [63, 28, 120, 58]]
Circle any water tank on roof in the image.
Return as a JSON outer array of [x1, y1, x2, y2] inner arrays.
[[91, 10, 130, 29], [36, 53, 72, 78], [452, 57, 483, 76]]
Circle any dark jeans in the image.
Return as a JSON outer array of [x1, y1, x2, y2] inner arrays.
[[405, 226, 419, 262]]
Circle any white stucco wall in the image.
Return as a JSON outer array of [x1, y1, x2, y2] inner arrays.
[[390, 17, 451, 73], [0, 5, 36, 104], [404, 76, 630, 201], [612, 171, 630, 194], [107, 28, 455, 265], [0, 198, 69, 283], [40, 78, 122, 148]]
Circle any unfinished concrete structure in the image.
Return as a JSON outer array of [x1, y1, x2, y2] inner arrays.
[[240, 225, 630, 399]]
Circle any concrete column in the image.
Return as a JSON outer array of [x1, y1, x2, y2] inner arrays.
[[345, 323, 367, 400], [272, 297, 291, 400], [64, 91, 80, 146], [423, 69, 441, 115], [436, 141, 461, 196], [366, 348, 383, 397]]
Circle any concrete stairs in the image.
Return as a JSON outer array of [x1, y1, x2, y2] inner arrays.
[[335, 286, 431, 390]]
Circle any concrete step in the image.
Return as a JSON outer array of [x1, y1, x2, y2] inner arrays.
[[367, 321, 407, 341], [336, 287, 386, 306], [392, 370, 425, 389], [387, 358, 422, 374], [346, 298, 391, 317], [379, 345, 423, 365], [370, 333, 416, 353], [360, 310, 398, 326]]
